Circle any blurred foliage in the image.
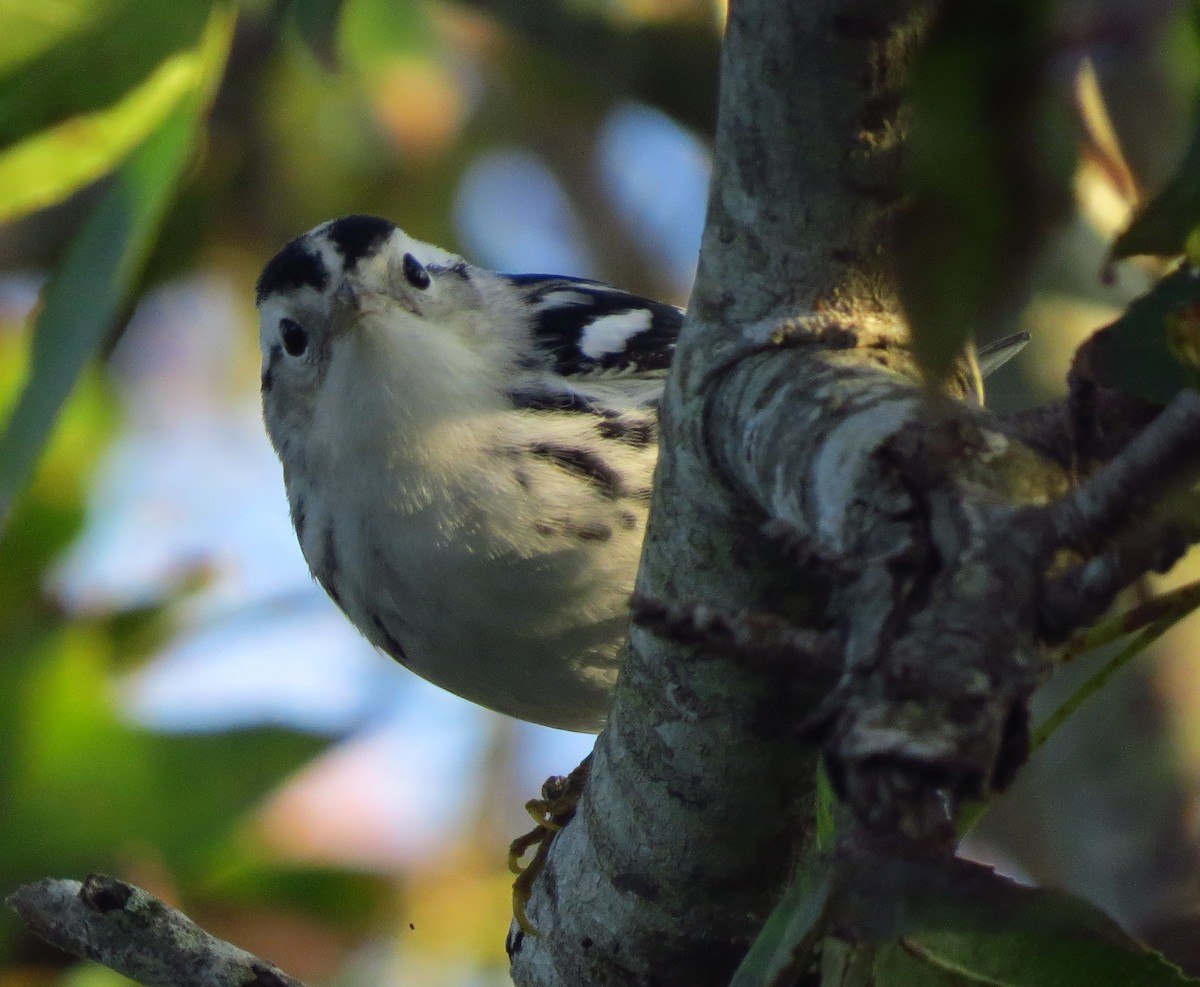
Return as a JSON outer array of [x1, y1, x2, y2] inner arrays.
[[899, 0, 1078, 384], [1086, 266, 1200, 402], [0, 0, 214, 149], [1111, 0, 1200, 261], [0, 1, 235, 526], [286, 0, 346, 68], [1111, 122, 1200, 262], [0, 264, 373, 966], [0, 9, 232, 524], [0, 0, 719, 984], [5, 0, 1200, 984], [900, 0, 1200, 397], [735, 850, 1199, 986]]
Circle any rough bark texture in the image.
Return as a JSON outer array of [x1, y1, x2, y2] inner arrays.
[[508, 2, 1200, 985], [509, 3, 942, 984], [8, 876, 306, 987]]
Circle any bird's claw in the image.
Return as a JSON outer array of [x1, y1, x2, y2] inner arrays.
[[508, 754, 593, 936]]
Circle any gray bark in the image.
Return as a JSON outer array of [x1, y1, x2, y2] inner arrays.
[[8, 876, 306, 987], [508, 2, 1200, 985], [511, 2, 933, 983]]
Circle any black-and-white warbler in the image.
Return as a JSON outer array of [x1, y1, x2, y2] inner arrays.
[[256, 215, 679, 731], [256, 215, 1027, 733]]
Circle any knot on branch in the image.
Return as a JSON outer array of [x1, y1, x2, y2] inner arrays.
[[7, 876, 309, 987], [773, 391, 1200, 843], [81, 874, 134, 914]]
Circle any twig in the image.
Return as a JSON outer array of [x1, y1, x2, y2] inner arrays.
[[630, 594, 841, 679], [1043, 390, 1200, 554], [1058, 576, 1200, 662], [7, 875, 307, 987], [1038, 517, 1193, 642]]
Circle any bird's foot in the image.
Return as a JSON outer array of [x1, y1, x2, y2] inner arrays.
[[508, 753, 593, 936]]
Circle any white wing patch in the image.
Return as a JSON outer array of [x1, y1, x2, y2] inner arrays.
[[579, 309, 653, 360]]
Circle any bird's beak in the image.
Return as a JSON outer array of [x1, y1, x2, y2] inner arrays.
[[331, 265, 421, 336], [335, 279, 359, 310], [329, 278, 362, 336]]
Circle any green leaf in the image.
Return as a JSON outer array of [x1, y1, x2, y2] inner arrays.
[[0, 624, 328, 953], [815, 758, 836, 851], [1084, 264, 1200, 404], [0, 0, 114, 74], [830, 851, 1199, 987], [1110, 7, 1200, 262], [898, 1, 1076, 386], [1111, 126, 1200, 261], [145, 728, 331, 872], [0, 39, 216, 222], [0, 0, 214, 148], [3, 630, 329, 883], [0, 356, 114, 613], [733, 850, 1199, 986], [0, 5, 235, 530], [202, 860, 391, 927], [728, 854, 833, 987]]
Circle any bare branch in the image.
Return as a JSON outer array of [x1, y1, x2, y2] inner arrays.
[[1039, 519, 1193, 643], [7, 875, 307, 987], [630, 593, 841, 679], [1042, 391, 1200, 554]]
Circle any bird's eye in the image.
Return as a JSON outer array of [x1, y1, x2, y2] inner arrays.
[[280, 318, 309, 357], [402, 253, 431, 290]]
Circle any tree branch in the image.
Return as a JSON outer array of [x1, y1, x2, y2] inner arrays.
[[1042, 390, 1200, 553], [510, 2, 1200, 981], [7, 875, 307, 987], [509, 3, 942, 985], [629, 593, 842, 678]]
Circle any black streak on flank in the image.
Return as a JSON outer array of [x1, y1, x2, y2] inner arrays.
[[507, 388, 600, 415], [534, 517, 613, 542], [597, 416, 656, 446], [256, 241, 329, 303], [566, 520, 612, 541], [530, 443, 623, 499], [372, 613, 410, 666], [507, 388, 658, 447], [326, 215, 396, 270]]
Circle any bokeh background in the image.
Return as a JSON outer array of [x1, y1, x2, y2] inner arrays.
[[3, 1, 1200, 984]]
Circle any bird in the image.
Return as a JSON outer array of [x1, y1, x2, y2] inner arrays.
[[256, 214, 1030, 734], [256, 215, 682, 733]]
